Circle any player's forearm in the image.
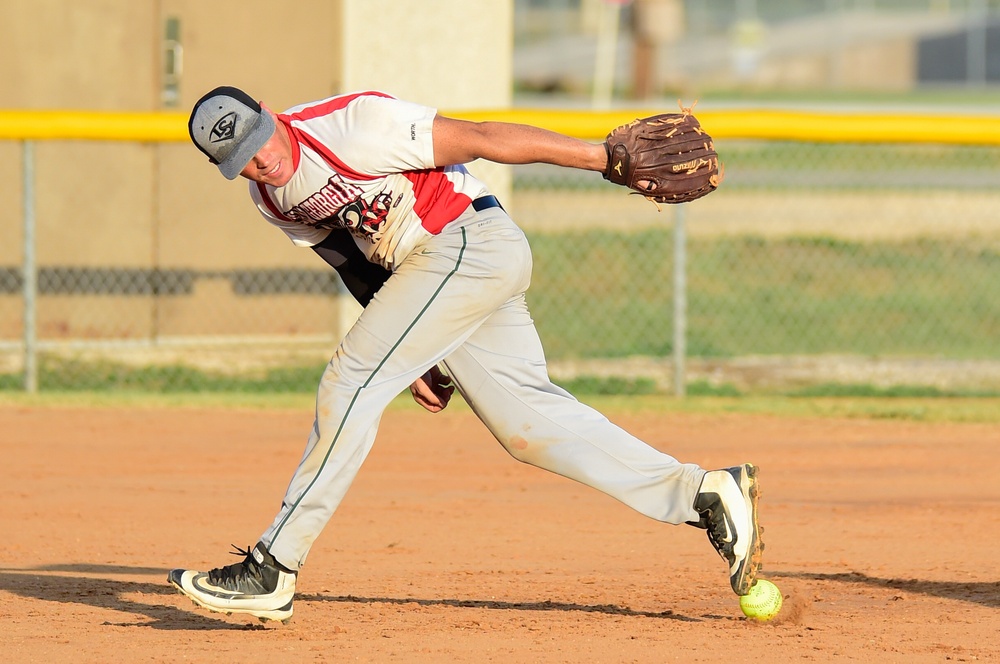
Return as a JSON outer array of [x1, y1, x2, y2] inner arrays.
[[433, 115, 608, 172], [470, 122, 607, 171]]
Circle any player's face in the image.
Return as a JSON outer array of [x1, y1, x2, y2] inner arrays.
[[239, 109, 294, 187]]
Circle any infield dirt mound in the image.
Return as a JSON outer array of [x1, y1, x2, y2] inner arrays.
[[1, 404, 996, 662]]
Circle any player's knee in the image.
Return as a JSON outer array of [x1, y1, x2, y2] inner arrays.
[[318, 353, 372, 390], [502, 433, 545, 466]]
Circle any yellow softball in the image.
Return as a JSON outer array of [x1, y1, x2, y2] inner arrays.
[[739, 579, 783, 621]]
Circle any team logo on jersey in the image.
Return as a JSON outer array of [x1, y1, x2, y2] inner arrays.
[[210, 112, 238, 143], [289, 175, 363, 223], [287, 174, 394, 243], [339, 193, 393, 240]]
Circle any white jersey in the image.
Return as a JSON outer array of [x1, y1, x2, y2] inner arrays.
[[249, 91, 490, 270]]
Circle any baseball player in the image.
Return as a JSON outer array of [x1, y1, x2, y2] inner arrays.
[[169, 86, 761, 624]]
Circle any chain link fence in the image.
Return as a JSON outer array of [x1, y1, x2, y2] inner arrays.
[[2, 0, 998, 396], [513, 140, 1000, 394], [1, 136, 998, 395]]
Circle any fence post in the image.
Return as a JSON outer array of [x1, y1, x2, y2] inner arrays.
[[22, 140, 38, 393], [591, 0, 623, 109], [672, 203, 686, 397]]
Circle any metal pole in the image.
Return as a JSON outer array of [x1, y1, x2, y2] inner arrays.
[[672, 203, 686, 397], [967, 0, 987, 86], [22, 141, 38, 393], [592, 0, 622, 109]]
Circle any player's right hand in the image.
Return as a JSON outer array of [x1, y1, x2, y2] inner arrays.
[[409, 365, 455, 413]]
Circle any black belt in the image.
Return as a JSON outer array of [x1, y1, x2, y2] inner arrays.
[[472, 195, 503, 212]]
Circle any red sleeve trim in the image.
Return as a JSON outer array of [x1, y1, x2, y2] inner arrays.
[[283, 91, 394, 123], [275, 116, 301, 172], [290, 126, 375, 181]]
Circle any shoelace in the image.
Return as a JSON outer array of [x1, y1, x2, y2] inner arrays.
[[207, 544, 262, 585], [702, 510, 734, 560]]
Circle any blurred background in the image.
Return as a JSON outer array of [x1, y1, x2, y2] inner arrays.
[[0, 0, 998, 397], [517, 0, 1000, 101]]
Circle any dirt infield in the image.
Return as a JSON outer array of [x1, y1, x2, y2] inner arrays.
[[1, 403, 997, 663]]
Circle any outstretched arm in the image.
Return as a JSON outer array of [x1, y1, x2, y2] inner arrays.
[[432, 114, 608, 172]]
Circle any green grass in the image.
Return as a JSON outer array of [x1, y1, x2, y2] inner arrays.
[[0, 389, 317, 411], [565, 394, 1000, 423], [555, 375, 659, 395], [2, 390, 998, 424], [0, 357, 326, 393], [2, 234, 996, 408], [527, 232, 1000, 360], [787, 383, 1000, 398]]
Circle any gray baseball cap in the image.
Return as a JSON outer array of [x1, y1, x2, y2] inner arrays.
[[188, 86, 276, 180]]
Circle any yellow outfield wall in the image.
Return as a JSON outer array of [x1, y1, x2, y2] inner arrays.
[[1, 108, 999, 145]]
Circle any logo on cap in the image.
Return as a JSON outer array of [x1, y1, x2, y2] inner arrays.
[[210, 113, 238, 143]]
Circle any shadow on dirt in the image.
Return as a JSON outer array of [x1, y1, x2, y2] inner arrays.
[[297, 592, 704, 621], [0, 565, 266, 631], [772, 570, 1000, 608], [0, 563, 711, 626]]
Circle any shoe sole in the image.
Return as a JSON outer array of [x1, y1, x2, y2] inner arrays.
[[168, 574, 293, 625], [734, 463, 765, 596]]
